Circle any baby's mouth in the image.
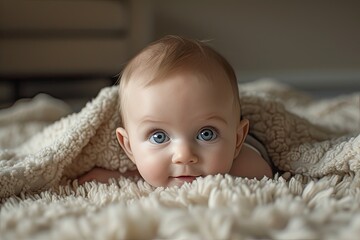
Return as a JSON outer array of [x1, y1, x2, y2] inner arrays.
[[172, 176, 199, 183]]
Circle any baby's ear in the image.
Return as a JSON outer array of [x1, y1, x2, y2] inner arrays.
[[116, 127, 135, 163], [234, 119, 249, 158]]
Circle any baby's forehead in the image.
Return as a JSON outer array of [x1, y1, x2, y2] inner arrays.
[[120, 72, 240, 125], [124, 70, 236, 112]]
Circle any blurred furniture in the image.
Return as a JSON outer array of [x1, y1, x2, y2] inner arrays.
[[0, 0, 151, 108]]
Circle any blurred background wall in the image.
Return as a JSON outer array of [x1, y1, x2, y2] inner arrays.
[[1, 0, 359, 109], [152, 0, 360, 94]]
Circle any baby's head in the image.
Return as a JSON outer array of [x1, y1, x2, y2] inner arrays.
[[116, 35, 249, 187]]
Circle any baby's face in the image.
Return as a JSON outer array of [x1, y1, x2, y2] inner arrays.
[[117, 71, 246, 187]]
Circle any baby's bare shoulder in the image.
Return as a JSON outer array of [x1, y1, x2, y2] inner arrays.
[[229, 145, 273, 179]]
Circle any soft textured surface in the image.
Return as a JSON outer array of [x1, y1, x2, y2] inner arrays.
[[1, 80, 359, 239]]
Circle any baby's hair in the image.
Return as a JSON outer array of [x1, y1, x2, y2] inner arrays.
[[118, 35, 240, 125]]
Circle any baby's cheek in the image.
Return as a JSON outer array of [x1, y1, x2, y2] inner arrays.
[[136, 157, 169, 187], [204, 148, 234, 174], [206, 161, 232, 174]]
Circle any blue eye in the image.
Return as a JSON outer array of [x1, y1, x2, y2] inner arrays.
[[149, 131, 169, 144], [197, 128, 217, 141]]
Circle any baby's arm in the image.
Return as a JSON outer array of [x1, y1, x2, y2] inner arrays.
[[77, 167, 140, 185], [230, 145, 273, 179]]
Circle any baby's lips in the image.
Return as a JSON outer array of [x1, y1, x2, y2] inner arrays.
[[173, 176, 198, 183]]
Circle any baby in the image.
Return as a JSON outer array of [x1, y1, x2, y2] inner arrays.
[[78, 35, 275, 187]]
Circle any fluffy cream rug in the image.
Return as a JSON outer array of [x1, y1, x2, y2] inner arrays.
[[1, 80, 359, 239]]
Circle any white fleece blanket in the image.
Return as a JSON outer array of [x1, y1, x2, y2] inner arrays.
[[1, 79, 360, 239]]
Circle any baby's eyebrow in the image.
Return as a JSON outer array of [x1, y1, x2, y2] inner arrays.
[[138, 115, 228, 126], [202, 115, 228, 125], [139, 115, 161, 122], [138, 116, 166, 125]]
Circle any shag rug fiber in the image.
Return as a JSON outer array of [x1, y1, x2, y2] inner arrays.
[[0, 79, 359, 239]]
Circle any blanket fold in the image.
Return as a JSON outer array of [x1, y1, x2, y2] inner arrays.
[[0, 80, 359, 200]]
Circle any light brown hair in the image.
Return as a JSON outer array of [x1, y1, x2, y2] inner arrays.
[[118, 35, 240, 125]]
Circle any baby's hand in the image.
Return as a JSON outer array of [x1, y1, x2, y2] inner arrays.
[[77, 167, 140, 185]]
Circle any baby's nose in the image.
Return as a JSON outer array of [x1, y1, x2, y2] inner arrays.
[[171, 143, 198, 164]]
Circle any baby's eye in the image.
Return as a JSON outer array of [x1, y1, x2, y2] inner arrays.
[[149, 131, 170, 144], [197, 128, 217, 141]]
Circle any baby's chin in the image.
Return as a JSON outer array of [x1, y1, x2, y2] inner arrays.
[[146, 176, 202, 188]]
